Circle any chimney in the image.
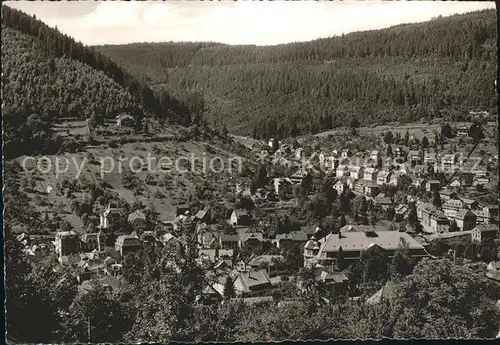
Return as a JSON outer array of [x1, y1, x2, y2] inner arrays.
[[338, 231, 342, 239]]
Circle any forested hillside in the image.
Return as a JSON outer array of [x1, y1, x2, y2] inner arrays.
[[2, 28, 137, 119], [1, 5, 198, 126], [98, 9, 497, 137]]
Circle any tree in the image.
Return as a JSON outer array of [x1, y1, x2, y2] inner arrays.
[[390, 238, 413, 279], [386, 144, 393, 157], [5, 230, 77, 343], [432, 190, 442, 208], [404, 131, 410, 146], [421, 136, 429, 149], [479, 246, 493, 262], [301, 173, 314, 194], [441, 123, 453, 138], [236, 195, 255, 210], [454, 242, 466, 257], [383, 131, 394, 144], [63, 282, 134, 342], [350, 117, 360, 136], [255, 164, 269, 188], [464, 243, 478, 260], [449, 220, 459, 232], [468, 119, 484, 143], [337, 246, 345, 270], [407, 204, 418, 226], [223, 276, 236, 299], [391, 259, 500, 339], [338, 214, 347, 228]]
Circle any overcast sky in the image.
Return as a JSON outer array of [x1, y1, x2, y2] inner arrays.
[[5, 1, 496, 46]]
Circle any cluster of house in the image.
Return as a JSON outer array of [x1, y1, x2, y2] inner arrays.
[[417, 191, 498, 237]]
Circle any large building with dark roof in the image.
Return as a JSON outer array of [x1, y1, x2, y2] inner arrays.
[[304, 229, 428, 267]]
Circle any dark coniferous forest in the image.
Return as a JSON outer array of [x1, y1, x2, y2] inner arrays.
[[1, 6, 198, 125], [97, 9, 497, 137]]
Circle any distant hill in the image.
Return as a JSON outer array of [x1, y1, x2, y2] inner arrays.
[[97, 9, 497, 137]]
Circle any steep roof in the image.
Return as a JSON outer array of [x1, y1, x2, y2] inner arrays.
[[80, 232, 103, 243], [240, 232, 264, 243], [233, 209, 249, 218], [304, 239, 319, 250], [443, 199, 463, 208], [220, 234, 240, 242], [378, 171, 390, 179], [430, 210, 449, 222], [235, 269, 272, 292], [474, 225, 498, 233], [248, 255, 284, 267], [486, 270, 500, 283], [366, 281, 398, 305], [115, 235, 140, 247], [456, 209, 476, 219], [374, 196, 392, 205], [275, 231, 308, 242], [128, 210, 146, 223]]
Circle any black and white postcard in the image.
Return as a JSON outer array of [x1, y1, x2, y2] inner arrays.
[[2, 1, 499, 343]]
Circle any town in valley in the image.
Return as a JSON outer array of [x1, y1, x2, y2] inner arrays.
[[2, 2, 500, 343]]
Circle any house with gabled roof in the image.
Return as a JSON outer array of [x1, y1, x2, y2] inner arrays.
[[297, 265, 349, 297], [247, 255, 284, 275], [394, 146, 407, 160], [442, 199, 464, 219], [230, 209, 251, 227], [290, 168, 309, 184], [426, 180, 441, 192], [341, 149, 351, 159], [363, 167, 378, 182], [233, 269, 272, 296], [128, 210, 147, 231], [114, 234, 141, 257], [336, 165, 350, 178], [370, 150, 380, 161], [455, 209, 477, 231], [374, 195, 392, 210], [424, 152, 437, 166], [474, 207, 491, 225], [240, 232, 264, 252], [460, 198, 479, 210], [408, 150, 422, 165], [273, 231, 308, 249], [219, 234, 240, 250], [350, 166, 364, 180], [194, 205, 211, 224], [99, 204, 125, 230], [472, 225, 498, 243], [198, 231, 220, 249], [439, 189, 458, 201], [429, 210, 450, 234], [80, 232, 105, 253], [395, 204, 409, 221], [376, 170, 391, 185], [366, 281, 398, 305], [333, 179, 347, 195]]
